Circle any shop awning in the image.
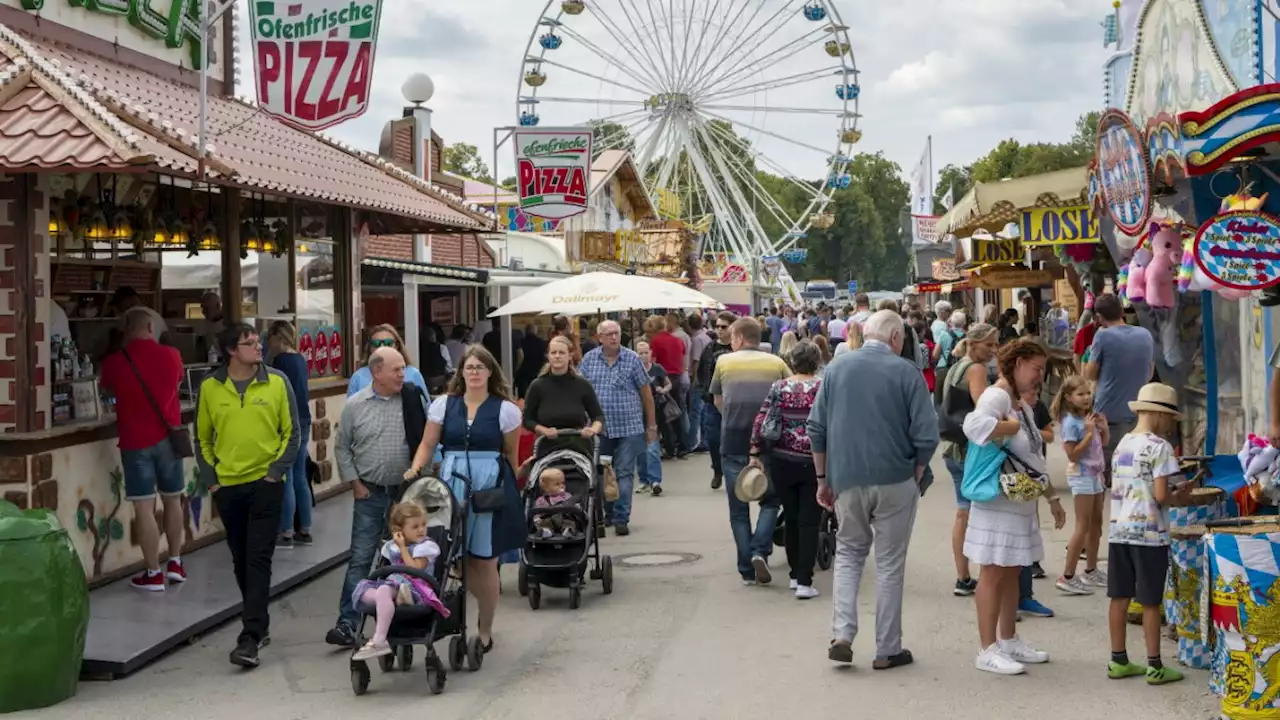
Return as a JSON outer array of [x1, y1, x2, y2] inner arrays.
[[0, 24, 489, 233], [362, 257, 488, 286], [937, 167, 1090, 239]]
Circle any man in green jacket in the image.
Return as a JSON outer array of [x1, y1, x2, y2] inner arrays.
[[196, 322, 299, 669]]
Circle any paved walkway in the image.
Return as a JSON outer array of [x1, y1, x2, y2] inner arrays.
[[22, 450, 1220, 719]]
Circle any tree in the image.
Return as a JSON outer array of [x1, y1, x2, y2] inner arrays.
[[933, 163, 973, 215], [442, 143, 492, 183], [500, 176, 517, 191], [588, 119, 636, 155]]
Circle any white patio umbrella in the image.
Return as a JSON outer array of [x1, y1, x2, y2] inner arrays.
[[488, 272, 723, 317]]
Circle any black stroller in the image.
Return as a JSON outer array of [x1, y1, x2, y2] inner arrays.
[[349, 476, 484, 696], [772, 506, 838, 571], [517, 430, 614, 609]]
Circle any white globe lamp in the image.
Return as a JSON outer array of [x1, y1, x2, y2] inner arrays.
[[402, 73, 435, 106]]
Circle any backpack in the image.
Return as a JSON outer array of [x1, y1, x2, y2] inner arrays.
[[934, 329, 961, 370], [938, 358, 976, 443]]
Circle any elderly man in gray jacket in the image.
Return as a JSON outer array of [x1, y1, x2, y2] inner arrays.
[[808, 310, 939, 669]]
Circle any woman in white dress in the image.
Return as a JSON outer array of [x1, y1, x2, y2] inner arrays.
[[962, 338, 1066, 676]]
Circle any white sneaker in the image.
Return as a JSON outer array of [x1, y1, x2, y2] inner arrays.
[[1055, 575, 1094, 596], [999, 636, 1049, 664], [789, 579, 799, 590], [751, 556, 772, 584], [1082, 568, 1108, 587], [975, 645, 1026, 675], [795, 585, 820, 600]]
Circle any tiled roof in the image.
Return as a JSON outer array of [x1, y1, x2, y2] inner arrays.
[[0, 23, 490, 231]]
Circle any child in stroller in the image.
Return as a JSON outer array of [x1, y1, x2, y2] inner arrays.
[[532, 468, 581, 539], [351, 503, 448, 661], [348, 477, 486, 696]]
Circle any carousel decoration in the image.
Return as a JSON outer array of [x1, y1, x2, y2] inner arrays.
[[518, 0, 858, 301]]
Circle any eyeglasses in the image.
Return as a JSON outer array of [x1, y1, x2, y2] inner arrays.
[[462, 365, 488, 374], [715, 324, 730, 330], [370, 338, 396, 348]]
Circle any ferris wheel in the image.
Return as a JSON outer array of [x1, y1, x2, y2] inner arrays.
[[516, 0, 861, 301]]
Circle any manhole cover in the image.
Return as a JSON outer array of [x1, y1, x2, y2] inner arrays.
[[615, 552, 700, 568]]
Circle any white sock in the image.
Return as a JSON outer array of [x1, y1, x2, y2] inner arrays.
[[170, 555, 181, 565], [146, 568, 162, 577]]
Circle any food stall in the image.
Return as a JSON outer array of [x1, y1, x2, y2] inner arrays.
[[0, 9, 485, 586]]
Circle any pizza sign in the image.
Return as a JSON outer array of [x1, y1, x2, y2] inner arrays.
[[1194, 210, 1280, 290], [513, 129, 592, 220], [248, 0, 384, 132]]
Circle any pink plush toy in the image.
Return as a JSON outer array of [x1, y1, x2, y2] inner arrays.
[[1126, 248, 1150, 303], [1144, 223, 1182, 309]]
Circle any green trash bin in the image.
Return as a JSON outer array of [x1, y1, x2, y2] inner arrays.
[[0, 499, 89, 713]]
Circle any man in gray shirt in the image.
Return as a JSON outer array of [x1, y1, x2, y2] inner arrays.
[[1085, 293, 1154, 485], [326, 347, 425, 647], [807, 310, 938, 669]]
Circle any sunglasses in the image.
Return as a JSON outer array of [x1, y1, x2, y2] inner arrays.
[[715, 324, 731, 330], [370, 338, 396, 348]]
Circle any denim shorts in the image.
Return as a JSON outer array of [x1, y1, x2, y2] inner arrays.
[[121, 440, 186, 501], [1067, 475, 1104, 496], [944, 457, 969, 510]]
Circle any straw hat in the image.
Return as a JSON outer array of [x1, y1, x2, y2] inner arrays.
[[1128, 383, 1182, 418], [735, 464, 769, 503]]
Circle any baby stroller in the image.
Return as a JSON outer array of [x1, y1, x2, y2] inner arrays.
[[816, 507, 837, 571], [349, 475, 484, 696], [772, 506, 838, 571], [518, 430, 614, 609]]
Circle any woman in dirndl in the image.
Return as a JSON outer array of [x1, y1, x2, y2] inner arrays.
[[408, 345, 524, 653]]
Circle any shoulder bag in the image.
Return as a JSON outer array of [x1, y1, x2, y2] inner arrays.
[[998, 407, 1049, 502], [939, 359, 975, 444], [757, 382, 783, 449], [450, 398, 507, 513], [122, 348, 193, 458]]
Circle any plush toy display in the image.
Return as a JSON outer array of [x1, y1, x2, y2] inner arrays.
[[1144, 223, 1182, 308], [1123, 247, 1150, 303]]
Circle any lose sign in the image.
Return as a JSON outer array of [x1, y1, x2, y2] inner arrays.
[[249, 0, 384, 132]]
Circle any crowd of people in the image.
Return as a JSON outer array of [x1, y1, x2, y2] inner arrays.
[[101, 287, 1190, 684]]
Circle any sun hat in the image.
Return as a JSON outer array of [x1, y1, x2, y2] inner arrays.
[[1128, 383, 1182, 418], [735, 464, 769, 503]]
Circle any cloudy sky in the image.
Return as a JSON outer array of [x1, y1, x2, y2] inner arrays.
[[236, 0, 1109, 194]]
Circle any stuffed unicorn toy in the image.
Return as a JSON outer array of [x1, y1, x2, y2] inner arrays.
[[1239, 434, 1280, 505], [1144, 223, 1182, 309], [1123, 247, 1150, 303]]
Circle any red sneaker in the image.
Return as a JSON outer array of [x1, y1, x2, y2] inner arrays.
[[130, 571, 166, 592], [165, 560, 187, 584]]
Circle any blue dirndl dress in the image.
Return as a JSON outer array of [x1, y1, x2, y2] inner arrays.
[[439, 395, 524, 559]]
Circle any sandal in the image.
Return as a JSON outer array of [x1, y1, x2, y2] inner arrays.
[[872, 649, 914, 670], [481, 637, 494, 654]]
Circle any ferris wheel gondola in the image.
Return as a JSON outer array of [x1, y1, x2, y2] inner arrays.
[[516, 0, 860, 302]]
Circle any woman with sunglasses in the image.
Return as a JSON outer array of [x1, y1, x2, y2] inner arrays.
[[347, 324, 429, 398]]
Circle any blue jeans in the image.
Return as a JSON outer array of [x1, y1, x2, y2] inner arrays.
[[721, 453, 779, 579], [601, 434, 645, 524], [337, 484, 400, 629], [638, 440, 663, 487], [686, 390, 705, 450], [702, 402, 723, 476], [279, 423, 312, 535], [945, 457, 969, 510], [120, 439, 185, 501]]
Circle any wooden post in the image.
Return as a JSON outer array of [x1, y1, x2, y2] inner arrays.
[[14, 175, 34, 432], [285, 198, 297, 315], [222, 187, 241, 323]]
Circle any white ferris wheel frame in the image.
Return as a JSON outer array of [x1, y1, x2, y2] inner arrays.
[[515, 0, 860, 295]]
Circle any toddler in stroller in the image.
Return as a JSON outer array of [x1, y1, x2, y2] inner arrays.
[[351, 503, 449, 662], [532, 468, 581, 539]]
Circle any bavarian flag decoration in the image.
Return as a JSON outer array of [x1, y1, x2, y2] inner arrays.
[[249, 0, 384, 131], [1207, 529, 1280, 718]]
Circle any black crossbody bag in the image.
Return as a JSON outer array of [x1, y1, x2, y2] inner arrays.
[[448, 398, 506, 512], [122, 348, 194, 458]]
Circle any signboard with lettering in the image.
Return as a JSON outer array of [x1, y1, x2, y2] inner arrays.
[[931, 258, 959, 280], [249, 0, 384, 132], [912, 215, 938, 243], [13, 0, 219, 73], [1194, 210, 1280, 290], [972, 236, 1025, 264], [514, 128, 593, 220], [847, 280, 857, 293], [1019, 206, 1100, 246], [1096, 109, 1152, 236], [973, 267, 1054, 290]]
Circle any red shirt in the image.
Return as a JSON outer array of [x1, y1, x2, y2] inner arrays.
[[1073, 322, 1098, 358], [649, 331, 685, 376], [101, 339, 184, 451]]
